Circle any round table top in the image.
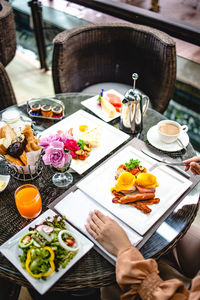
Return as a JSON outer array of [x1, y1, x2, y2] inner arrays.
[[0, 93, 199, 292]]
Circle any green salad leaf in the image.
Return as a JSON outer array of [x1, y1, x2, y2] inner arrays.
[[77, 139, 85, 149], [125, 158, 140, 170]]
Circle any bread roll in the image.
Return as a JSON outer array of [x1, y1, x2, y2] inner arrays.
[[0, 138, 12, 155], [101, 96, 116, 118], [0, 124, 17, 141]]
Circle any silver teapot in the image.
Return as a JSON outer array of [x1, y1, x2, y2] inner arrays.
[[120, 73, 149, 134]]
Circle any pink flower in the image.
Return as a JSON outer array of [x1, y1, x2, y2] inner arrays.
[[39, 134, 63, 149], [64, 139, 79, 152], [70, 151, 77, 158], [42, 141, 70, 168], [39, 133, 75, 150]]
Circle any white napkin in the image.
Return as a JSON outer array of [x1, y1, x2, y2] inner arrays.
[[55, 189, 143, 262]]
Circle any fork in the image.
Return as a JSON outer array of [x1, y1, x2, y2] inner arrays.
[[149, 161, 193, 172]]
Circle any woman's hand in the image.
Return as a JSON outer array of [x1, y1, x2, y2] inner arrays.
[[85, 210, 132, 257], [184, 155, 200, 175]]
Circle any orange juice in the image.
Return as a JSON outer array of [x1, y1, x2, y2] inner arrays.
[[15, 184, 42, 219]]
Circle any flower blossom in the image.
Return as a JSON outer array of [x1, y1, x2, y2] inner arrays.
[[42, 141, 70, 168], [64, 139, 79, 158]]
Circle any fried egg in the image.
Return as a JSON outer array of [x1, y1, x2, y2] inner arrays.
[[111, 171, 136, 192], [135, 173, 158, 188]]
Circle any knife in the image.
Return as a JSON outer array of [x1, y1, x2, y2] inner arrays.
[[141, 149, 191, 179]]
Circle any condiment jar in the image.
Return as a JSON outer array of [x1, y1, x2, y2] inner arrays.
[[2, 110, 25, 135]]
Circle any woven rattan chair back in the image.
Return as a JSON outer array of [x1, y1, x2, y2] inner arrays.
[[0, 62, 17, 110], [0, 0, 16, 67], [52, 23, 176, 113]]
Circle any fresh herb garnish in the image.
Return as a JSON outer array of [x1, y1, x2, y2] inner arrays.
[[77, 139, 85, 149], [97, 88, 104, 103], [125, 158, 140, 170]]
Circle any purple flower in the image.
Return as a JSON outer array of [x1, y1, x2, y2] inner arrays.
[[42, 141, 70, 168]]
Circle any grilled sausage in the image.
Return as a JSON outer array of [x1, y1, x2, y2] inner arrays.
[[119, 192, 155, 204]]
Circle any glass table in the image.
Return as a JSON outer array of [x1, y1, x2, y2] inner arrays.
[[0, 93, 199, 294]]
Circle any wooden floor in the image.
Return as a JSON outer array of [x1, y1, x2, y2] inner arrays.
[[41, 0, 200, 63]]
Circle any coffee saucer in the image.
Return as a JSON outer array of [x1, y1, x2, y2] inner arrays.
[[147, 125, 189, 152]]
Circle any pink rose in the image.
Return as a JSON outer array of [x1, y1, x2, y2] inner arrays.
[[39, 134, 63, 149], [42, 141, 70, 168], [64, 139, 79, 151]]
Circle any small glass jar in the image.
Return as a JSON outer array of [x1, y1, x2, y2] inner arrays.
[[2, 110, 25, 135]]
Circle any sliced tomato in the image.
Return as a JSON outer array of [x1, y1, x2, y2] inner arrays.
[[115, 107, 121, 113], [128, 166, 140, 175], [65, 238, 75, 246]]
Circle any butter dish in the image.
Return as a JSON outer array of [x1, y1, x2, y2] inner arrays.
[[0, 174, 10, 192]]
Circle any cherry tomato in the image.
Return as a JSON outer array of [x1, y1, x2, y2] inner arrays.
[[78, 154, 87, 160], [117, 164, 126, 170], [65, 238, 75, 246]]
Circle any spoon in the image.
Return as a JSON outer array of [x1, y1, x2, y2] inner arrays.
[[177, 138, 187, 151]]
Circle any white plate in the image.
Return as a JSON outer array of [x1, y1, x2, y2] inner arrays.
[[81, 89, 124, 122], [77, 146, 192, 235], [0, 174, 10, 192], [147, 125, 189, 152], [0, 209, 93, 295], [41, 110, 129, 175]]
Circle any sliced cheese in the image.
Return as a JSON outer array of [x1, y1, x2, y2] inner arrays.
[[101, 96, 116, 118]]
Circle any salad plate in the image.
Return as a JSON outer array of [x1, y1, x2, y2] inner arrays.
[[81, 89, 124, 122], [0, 209, 93, 295], [40, 110, 129, 175]]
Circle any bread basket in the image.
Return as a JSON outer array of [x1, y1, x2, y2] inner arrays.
[[1, 154, 43, 181]]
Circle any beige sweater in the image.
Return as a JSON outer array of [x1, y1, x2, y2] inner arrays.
[[116, 246, 200, 299]]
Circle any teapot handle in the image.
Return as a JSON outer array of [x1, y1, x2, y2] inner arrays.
[[142, 96, 149, 116]]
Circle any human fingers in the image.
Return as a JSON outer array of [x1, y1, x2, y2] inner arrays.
[[184, 155, 200, 164], [87, 216, 101, 235], [184, 165, 190, 172], [85, 223, 98, 240], [89, 210, 106, 228], [190, 162, 200, 175]]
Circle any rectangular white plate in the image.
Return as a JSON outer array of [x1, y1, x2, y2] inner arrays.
[[0, 209, 93, 295], [77, 146, 192, 235], [41, 109, 129, 174], [81, 89, 124, 122]]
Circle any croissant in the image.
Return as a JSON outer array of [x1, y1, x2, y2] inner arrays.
[[21, 124, 41, 152], [19, 151, 27, 166], [21, 124, 35, 142], [5, 154, 23, 166]]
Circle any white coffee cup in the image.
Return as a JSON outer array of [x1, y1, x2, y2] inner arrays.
[[157, 120, 188, 144]]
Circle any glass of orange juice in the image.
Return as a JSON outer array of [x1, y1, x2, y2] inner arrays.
[[15, 184, 42, 219]]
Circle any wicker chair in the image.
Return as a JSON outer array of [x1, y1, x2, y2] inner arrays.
[[0, 62, 17, 109], [0, 0, 16, 67], [0, 1, 17, 109], [52, 23, 176, 113]]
